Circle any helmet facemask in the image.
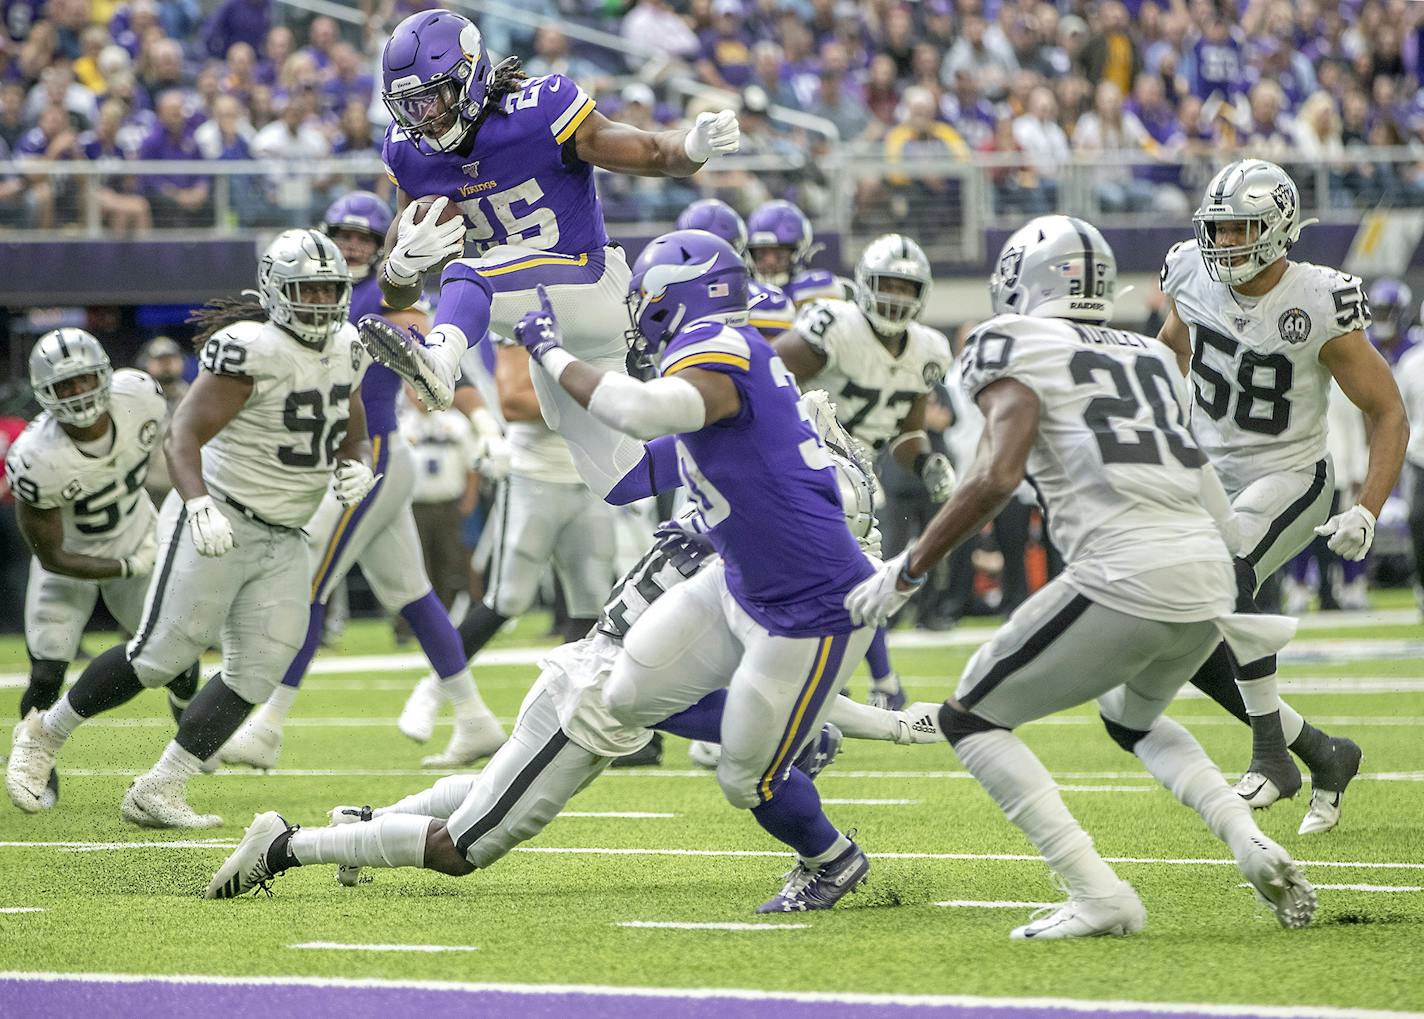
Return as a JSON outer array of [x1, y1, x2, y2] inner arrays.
[[858, 273, 924, 335], [38, 366, 113, 428], [384, 74, 473, 152], [748, 243, 794, 288], [1192, 213, 1280, 285]]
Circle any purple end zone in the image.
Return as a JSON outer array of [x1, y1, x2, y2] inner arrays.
[[0, 977, 1306, 1019]]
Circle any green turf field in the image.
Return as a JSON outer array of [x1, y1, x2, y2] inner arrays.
[[2, 597, 1422, 1016]]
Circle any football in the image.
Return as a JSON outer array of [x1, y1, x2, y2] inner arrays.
[[385, 195, 469, 270]]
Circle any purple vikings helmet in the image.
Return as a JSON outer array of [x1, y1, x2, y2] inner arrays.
[[746, 200, 813, 287], [322, 191, 394, 280], [381, 10, 494, 154], [626, 230, 750, 360], [676, 199, 748, 255], [1367, 278, 1412, 343]]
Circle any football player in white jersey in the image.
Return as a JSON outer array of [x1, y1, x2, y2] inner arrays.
[[5, 331, 199, 810], [1158, 159, 1408, 833], [6, 231, 377, 828], [774, 234, 955, 712], [395, 338, 619, 743], [205, 454, 945, 902], [847, 215, 1315, 940]]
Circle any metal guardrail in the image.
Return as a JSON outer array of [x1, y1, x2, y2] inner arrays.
[[2, 148, 1419, 267]]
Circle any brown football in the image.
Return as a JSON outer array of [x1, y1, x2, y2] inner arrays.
[[385, 195, 469, 271]]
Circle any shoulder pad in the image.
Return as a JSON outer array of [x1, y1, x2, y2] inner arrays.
[[5, 421, 62, 508], [1299, 264, 1372, 337], [660, 323, 753, 377], [502, 73, 596, 146], [197, 319, 270, 378], [1159, 238, 1197, 296]]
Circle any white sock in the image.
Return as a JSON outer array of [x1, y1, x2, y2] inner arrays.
[[825, 696, 899, 742], [375, 773, 479, 821], [152, 740, 202, 783], [1235, 675, 1280, 716], [954, 729, 1120, 898], [289, 813, 431, 868], [40, 696, 83, 743], [1133, 716, 1258, 858], [870, 673, 902, 693], [803, 833, 851, 868], [262, 684, 300, 724], [1279, 701, 1305, 745], [442, 669, 492, 722]]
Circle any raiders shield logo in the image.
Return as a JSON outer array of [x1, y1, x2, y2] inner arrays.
[[351, 341, 364, 371], [1270, 182, 1294, 215], [1278, 308, 1311, 344], [138, 419, 159, 450], [995, 245, 1024, 292], [923, 361, 946, 386]]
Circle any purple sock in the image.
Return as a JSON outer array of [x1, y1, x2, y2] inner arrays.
[[865, 627, 891, 681], [398, 591, 467, 679], [654, 689, 727, 741], [436, 263, 493, 342], [279, 603, 326, 690], [751, 766, 840, 859], [1287, 550, 1312, 583], [1341, 556, 1367, 583]]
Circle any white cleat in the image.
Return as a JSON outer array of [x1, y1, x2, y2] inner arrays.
[[6, 711, 63, 813], [895, 702, 944, 744], [206, 811, 295, 899], [329, 805, 371, 887], [687, 740, 722, 769], [219, 718, 283, 771], [1299, 790, 1345, 836], [121, 772, 223, 829], [399, 674, 444, 744], [1234, 771, 1285, 808], [1235, 833, 1316, 929], [1010, 880, 1146, 941], [421, 710, 505, 768]]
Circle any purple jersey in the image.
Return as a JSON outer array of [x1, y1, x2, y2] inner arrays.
[[381, 73, 610, 256], [659, 320, 872, 637], [747, 281, 795, 339], [788, 269, 849, 307], [349, 274, 404, 436]]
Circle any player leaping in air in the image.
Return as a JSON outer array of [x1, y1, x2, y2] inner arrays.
[[357, 9, 741, 498]]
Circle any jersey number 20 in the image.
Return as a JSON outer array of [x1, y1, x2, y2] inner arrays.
[[1071, 350, 1204, 469]]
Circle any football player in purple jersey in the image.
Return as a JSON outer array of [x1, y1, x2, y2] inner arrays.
[[357, 9, 741, 499], [746, 199, 854, 308], [676, 198, 795, 340], [509, 230, 879, 911], [217, 190, 507, 773]]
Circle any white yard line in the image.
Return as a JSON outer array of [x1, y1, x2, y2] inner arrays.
[[560, 811, 676, 819], [288, 942, 478, 953], [0, 971, 1418, 1019], [616, 921, 808, 931], [820, 798, 921, 805], [934, 900, 1053, 909], [1238, 882, 1423, 893], [0, 907, 44, 914]]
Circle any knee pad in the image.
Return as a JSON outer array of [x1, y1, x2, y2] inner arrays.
[[1100, 713, 1151, 753], [938, 700, 1006, 748], [715, 760, 764, 811], [21, 658, 67, 716]]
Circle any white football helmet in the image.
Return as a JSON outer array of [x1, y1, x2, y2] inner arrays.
[[257, 229, 353, 350], [855, 234, 932, 336], [989, 215, 1116, 323], [29, 328, 113, 427], [1193, 158, 1314, 285]]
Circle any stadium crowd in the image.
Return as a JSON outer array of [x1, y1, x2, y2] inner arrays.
[[2, 0, 1424, 231]]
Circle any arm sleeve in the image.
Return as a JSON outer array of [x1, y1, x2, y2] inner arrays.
[[586, 373, 707, 441]]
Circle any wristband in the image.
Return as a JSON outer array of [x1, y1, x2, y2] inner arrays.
[[537, 347, 576, 381], [382, 259, 419, 288], [898, 557, 927, 588]]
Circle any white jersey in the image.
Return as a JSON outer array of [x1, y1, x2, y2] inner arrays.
[[507, 417, 580, 484], [794, 299, 952, 451], [5, 369, 165, 558], [1160, 240, 1369, 493], [197, 319, 369, 527], [1394, 342, 1424, 468], [960, 314, 1232, 621], [401, 407, 481, 504]]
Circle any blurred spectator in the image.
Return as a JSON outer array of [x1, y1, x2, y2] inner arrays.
[[331, 98, 385, 195], [1073, 79, 1185, 214], [251, 86, 330, 222], [24, 65, 97, 130], [46, 0, 86, 60], [1192, 17, 1245, 101], [621, 0, 700, 63], [1011, 85, 1068, 210], [1081, 1, 1139, 93], [805, 40, 869, 142], [1242, 80, 1294, 163], [941, 13, 1016, 101], [323, 42, 374, 113], [137, 335, 188, 503], [138, 90, 210, 227], [256, 25, 294, 87], [878, 84, 969, 226], [222, 41, 260, 105], [301, 15, 340, 72], [81, 96, 151, 234], [194, 91, 252, 159], [0, 83, 25, 148], [1248, 38, 1316, 111], [863, 53, 900, 134], [15, 103, 85, 228], [203, 0, 272, 60], [696, 0, 754, 90], [942, 66, 996, 150], [748, 41, 797, 110], [0, 138, 27, 227], [524, 26, 611, 94], [1293, 91, 1346, 205], [879, 4, 915, 80], [109, 1, 160, 60], [72, 24, 112, 93], [138, 37, 188, 102], [17, 18, 58, 80]]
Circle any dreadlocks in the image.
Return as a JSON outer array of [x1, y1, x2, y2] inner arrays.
[[486, 55, 529, 110], [187, 294, 266, 348]]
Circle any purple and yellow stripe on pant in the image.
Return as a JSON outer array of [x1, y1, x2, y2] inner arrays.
[[309, 433, 389, 603], [757, 633, 851, 802], [460, 247, 608, 293]]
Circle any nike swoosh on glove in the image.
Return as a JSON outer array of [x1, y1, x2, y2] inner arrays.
[[385, 197, 467, 284], [1313, 503, 1375, 561], [684, 110, 741, 163], [332, 458, 379, 505], [185, 495, 234, 557]]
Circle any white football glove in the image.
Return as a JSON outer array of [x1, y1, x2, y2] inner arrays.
[[859, 523, 884, 559], [919, 452, 957, 503], [1314, 503, 1376, 561], [844, 549, 922, 628], [119, 532, 158, 579], [468, 406, 510, 481], [683, 110, 741, 164], [332, 458, 379, 505], [385, 197, 467, 285], [185, 495, 234, 557]]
